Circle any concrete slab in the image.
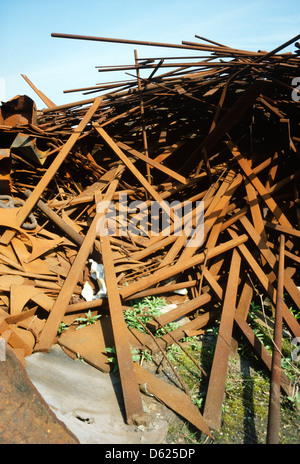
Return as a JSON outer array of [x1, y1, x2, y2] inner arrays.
[[25, 345, 174, 444]]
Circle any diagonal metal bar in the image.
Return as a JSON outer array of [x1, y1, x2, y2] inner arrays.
[[100, 234, 146, 426], [203, 249, 241, 430], [0, 97, 103, 246], [34, 164, 124, 353], [267, 234, 285, 444]]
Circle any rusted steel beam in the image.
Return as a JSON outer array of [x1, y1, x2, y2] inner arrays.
[[0, 97, 103, 246], [205, 202, 229, 249], [234, 314, 292, 397], [227, 228, 300, 338], [134, 363, 212, 437], [34, 165, 124, 352], [203, 249, 241, 430], [244, 175, 268, 243], [147, 292, 212, 331], [230, 276, 254, 357], [21, 74, 56, 108], [263, 220, 300, 239], [93, 123, 177, 222], [200, 265, 293, 397], [23, 190, 85, 248], [116, 141, 187, 185], [120, 234, 248, 300], [134, 49, 151, 185], [100, 233, 145, 426], [239, 215, 300, 310], [65, 279, 201, 315], [267, 234, 285, 444], [227, 141, 293, 229], [41, 97, 97, 114], [51, 32, 215, 52]]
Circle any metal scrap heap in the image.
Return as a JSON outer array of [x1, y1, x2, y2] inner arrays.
[[0, 32, 299, 442]]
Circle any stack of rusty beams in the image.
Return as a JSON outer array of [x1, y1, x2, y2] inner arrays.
[[0, 32, 299, 441]]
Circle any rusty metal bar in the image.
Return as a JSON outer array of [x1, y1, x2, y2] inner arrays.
[[134, 49, 151, 185], [34, 164, 124, 352], [134, 363, 212, 437], [239, 215, 300, 310], [100, 233, 146, 426], [120, 234, 248, 300], [244, 175, 268, 243], [23, 190, 85, 248], [227, 141, 293, 229], [227, 228, 300, 339], [234, 314, 292, 397], [51, 32, 215, 51], [147, 292, 212, 331], [93, 123, 177, 222], [116, 141, 187, 184], [203, 249, 241, 430], [267, 234, 285, 444], [0, 97, 103, 246], [21, 74, 56, 108]]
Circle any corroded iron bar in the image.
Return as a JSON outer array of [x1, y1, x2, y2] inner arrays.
[[267, 234, 285, 444]]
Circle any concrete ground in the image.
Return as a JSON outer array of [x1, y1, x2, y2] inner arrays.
[[25, 345, 176, 444]]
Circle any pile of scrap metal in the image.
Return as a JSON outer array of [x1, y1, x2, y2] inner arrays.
[[0, 32, 299, 442]]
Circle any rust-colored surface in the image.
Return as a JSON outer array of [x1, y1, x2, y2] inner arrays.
[[0, 32, 299, 442], [203, 249, 241, 430], [0, 95, 36, 126], [267, 234, 285, 444], [0, 344, 79, 444]]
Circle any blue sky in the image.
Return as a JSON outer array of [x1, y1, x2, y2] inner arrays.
[[1, 0, 299, 108]]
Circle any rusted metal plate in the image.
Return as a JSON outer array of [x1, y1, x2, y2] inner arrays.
[[0, 95, 37, 126], [0, 344, 79, 444]]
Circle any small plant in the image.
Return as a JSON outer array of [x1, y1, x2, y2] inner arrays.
[[290, 305, 300, 321], [131, 348, 140, 363], [124, 296, 166, 332], [140, 349, 152, 363], [286, 391, 300, 412], [104, 346, 119, 373], [156, 320, 180, 337], [57, 322, 69, 336], [182, 336, 201, 351], [205, 326, 219, 336], [104, 345, 142, 373], [167, 343, 182, 362], [76, 352, 86, 363], [74, 310, 101, 330], [192, 396, 204, 410]]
